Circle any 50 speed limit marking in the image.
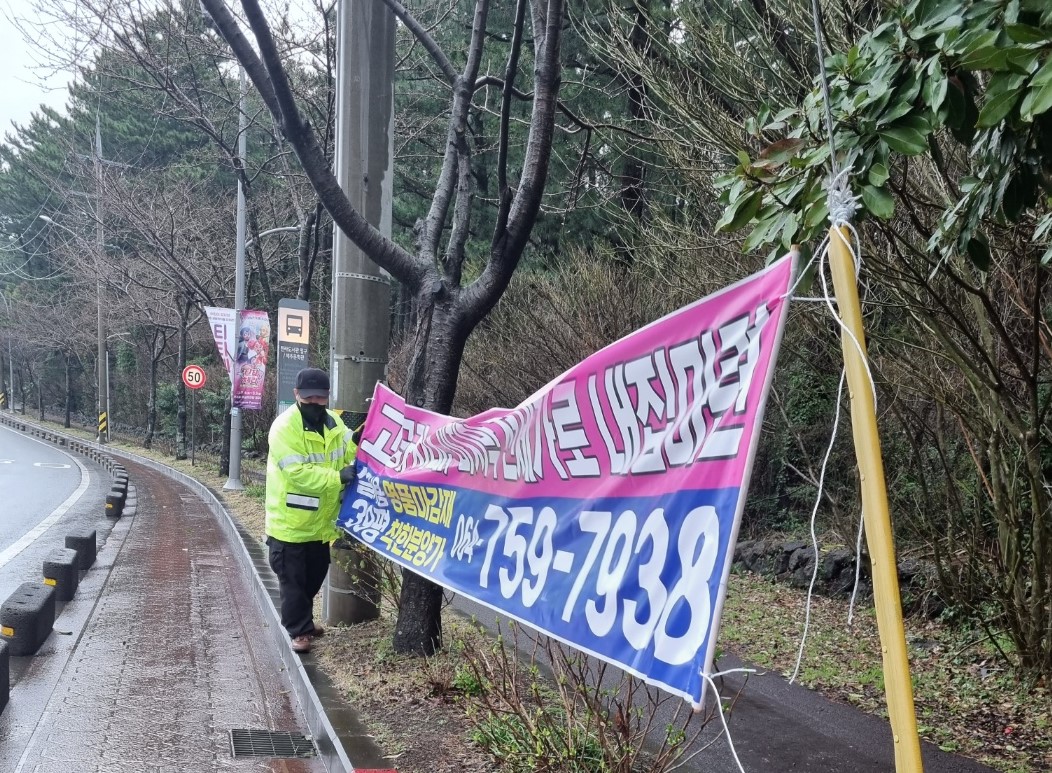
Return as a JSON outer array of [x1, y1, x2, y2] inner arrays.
[[182, 364, 207, 390]]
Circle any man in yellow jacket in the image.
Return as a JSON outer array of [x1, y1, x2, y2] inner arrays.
[[265, 367, 358, 654]]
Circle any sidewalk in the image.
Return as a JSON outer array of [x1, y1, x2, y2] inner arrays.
[[0, 427, 388, 772]]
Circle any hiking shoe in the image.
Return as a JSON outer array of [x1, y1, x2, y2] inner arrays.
[[310, 624, 325, 638], [291, 635, 312, 654]]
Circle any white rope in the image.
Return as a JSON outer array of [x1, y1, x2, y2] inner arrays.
[[822, 168, 879, 626], [786, 179, 884, 662], [817, 224, 878, 406], [848, 506, 866, 625], [782, 248, 819, 302], [785, 0, 888, 693], [827, 167, 861, 225], [789, 366, 845, 683], [689, 668, 755, 773]]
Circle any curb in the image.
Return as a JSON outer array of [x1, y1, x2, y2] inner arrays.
[[79, 445, 373, 772]]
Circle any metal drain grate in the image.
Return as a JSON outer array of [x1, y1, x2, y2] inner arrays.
[[229, 729, 317, 758]]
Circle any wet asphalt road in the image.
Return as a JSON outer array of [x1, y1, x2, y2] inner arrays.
[[0, 425, 86, 570], [0, 425, 325, 773], [0, 425, 102, 608]]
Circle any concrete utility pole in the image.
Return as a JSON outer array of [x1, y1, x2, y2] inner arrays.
[[95, 116, 109, 444], [6, 342, 11, 413], [324, 0, 395, 625], [0, 292, 14, 412], [5, 339, 12, 413], [224, 68, 249, 491]]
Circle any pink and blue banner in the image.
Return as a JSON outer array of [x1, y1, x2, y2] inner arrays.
[[338, 254, 794, 703], [233, 310, 270, 410], [203, 306, 270, 410]]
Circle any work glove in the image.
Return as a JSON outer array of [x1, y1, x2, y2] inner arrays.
[[339, 465, 357, 486]]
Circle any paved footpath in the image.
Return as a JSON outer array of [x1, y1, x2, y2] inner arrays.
[[2, 456, 327, 772]]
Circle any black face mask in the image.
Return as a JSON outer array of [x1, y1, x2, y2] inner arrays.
[[298, 402, 328, 427]]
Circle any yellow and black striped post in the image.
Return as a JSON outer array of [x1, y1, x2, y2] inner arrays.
[[98, 411, 108, 441], [0, 391, 6, 409]]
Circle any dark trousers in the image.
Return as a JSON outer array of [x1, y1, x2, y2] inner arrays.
[[266, 537, 331, 638]]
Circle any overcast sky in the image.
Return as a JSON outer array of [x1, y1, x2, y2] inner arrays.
[[1, 0, 72, 138]]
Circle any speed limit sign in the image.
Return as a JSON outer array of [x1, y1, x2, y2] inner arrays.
[[182, 364, 207, 390]]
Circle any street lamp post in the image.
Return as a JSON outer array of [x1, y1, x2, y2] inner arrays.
[[0, 292, 14, 413], [224, 67, 248, 491], [245, 225, 300, 248], [39, 205, 108, 441], [95, 118, 109, 444]]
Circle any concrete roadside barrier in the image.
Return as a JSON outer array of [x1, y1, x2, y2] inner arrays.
[[0, 639, 8, 714], [1, 583, 57, 656], [43, 548, 80, 602], [65, 527, 97, 570], [105, 488, 126, 518]]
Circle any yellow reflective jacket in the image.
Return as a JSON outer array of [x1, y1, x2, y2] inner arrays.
[[265, 404, 358, 543]]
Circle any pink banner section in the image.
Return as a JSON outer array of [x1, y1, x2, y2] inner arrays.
[[202, 306, 270, 410], [358, 255, 794, 499], [233, 310, 270, 410]]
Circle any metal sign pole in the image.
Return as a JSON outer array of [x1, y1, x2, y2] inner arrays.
[[191, 389, 196, 466]]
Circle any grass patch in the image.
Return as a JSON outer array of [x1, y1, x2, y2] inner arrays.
[[719, 572, 1051, 771]]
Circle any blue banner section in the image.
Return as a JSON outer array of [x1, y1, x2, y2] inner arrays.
[[339, 464, 740, 703]]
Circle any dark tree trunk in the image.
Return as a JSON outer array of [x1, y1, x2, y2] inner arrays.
[[297, 206, 319, 301], [144, 329, 163, 450], [394, 570, 447, 655], [175, 297, 190, 459], [616, 0, 650, 266], [393, 293, 467, 655], [199, 0, 567, 660], [64, 353, 72, 428], [220, 397, 232, 476]]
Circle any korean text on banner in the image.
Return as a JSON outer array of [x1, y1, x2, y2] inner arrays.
[[203, 306, 235, 376], [234, 310, 270, 410], [338, 255, 795, 704]]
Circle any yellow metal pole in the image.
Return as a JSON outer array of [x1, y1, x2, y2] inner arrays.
[[826, 226, 924, 772]]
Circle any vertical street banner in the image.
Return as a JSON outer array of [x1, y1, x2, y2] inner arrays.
[[203, 306, 270, 410], [277, 299, 310, 414], [234, 310, 270, 410], [338, 255, 795, 703]]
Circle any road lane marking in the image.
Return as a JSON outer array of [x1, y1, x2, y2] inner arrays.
[[33, 463, 72, 469], [0, 435, 90, 570]]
